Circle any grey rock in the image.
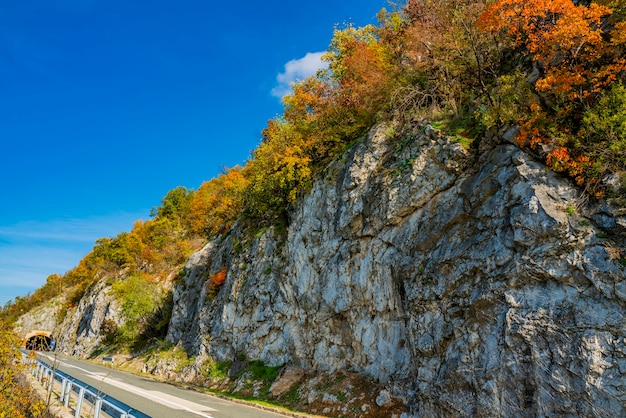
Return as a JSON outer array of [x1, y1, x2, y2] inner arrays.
[[376, 390, 392, 406], [165, 123, 625, 416], [29, 121, 624, 417]]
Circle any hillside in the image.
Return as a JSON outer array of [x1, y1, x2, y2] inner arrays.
[[5, 0, 626, 416]]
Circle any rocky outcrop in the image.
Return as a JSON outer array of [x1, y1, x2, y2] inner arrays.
[[15, 296, 65, 340], [167, 123, 626, 416], [16, 277, 123, 356], [55, 279, 122, 356]]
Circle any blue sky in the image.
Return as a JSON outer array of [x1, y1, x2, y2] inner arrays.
[[0, 0, 386, 305]]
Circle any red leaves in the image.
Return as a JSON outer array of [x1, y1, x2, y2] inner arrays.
[[207, 267, 227, 298], [209, 267, 227, 288], [546, 147, 594, 189]]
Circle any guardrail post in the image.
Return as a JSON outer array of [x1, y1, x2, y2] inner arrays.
[[39, 367, 47, 386], [94, 397, 103, 418], [64, 382, 72, 408], [74, 386, 85, 418], [27, 358, 147, 418], [47, 370, 55, 395], [61, 378, 67, 402]]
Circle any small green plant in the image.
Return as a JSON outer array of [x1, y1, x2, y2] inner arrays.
[[565, 205, 576, 216], [596, 232, 609, 239], [202, 358, 232, 380], [385, 126, 398, 138], [247, 360, 282, 382], [429, 114, 476, 149], [399, 157, 415, 170]]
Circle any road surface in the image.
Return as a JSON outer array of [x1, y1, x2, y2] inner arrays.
[[37, 352, 291, 418]]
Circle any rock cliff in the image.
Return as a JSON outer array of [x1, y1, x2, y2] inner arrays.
[[54, 279, 123, 356], [166, 123, 626, 416], [18, 122, 625, 416]]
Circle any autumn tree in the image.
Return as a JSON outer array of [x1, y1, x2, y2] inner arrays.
[[281, 16, 406, 169], [189, 166, 249, 238], [150, 186, 195, 232], [479, 0, 626, 101], [0, 320, 47, 417], [243, 119, 311, 223], [479, 0, 626, 196], [323, 23, 398, 121], [403, 0, 502, 118]]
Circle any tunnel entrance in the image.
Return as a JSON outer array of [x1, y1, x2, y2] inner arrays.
[[23, 331, 55, 351]]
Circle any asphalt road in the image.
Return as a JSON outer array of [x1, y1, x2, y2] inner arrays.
[[37, 352, 291, 418]]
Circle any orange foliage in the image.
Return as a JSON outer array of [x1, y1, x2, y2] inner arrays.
[[209, 267, 227, 287], [207, 267, 227, 297], [332, 35, 396, 114], [478, 0, 626, 99], [283, 78, 331, 127], [189, 166, 249, 237], [546, 147, 593, 186], [479, 0, 625, 197]]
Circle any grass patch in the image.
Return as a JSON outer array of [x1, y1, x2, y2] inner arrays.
[[202, 358, 232, 380], [430, 115, 476, 149], [247, 360, 281, 382]]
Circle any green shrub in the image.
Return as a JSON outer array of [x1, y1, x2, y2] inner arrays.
[[112, 274, 159, 342], [246, 360, 281, 382], [202, 358, 232, 380], [581, 83, 626, 171]]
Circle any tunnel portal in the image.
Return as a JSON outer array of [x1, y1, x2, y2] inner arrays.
[[23, 331, 55, 351]]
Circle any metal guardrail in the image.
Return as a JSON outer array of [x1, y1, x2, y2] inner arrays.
[[22, 351, 150, 418]]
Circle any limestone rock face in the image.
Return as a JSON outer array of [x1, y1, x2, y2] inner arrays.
[[16, 277, 123, 357], [14, 296, 65, 339], [55, 279, 122, 357], [168, 123, 625, 416]]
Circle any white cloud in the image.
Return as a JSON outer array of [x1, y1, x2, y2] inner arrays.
[[271, 52, 328, 99]]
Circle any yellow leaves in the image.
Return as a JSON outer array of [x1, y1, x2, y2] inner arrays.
[[189, 166, 249, 237], [0, 321, 46, 417], [272, 146, 312, 191], [612, 21, 626, 45], [243, 119, 313, 221]]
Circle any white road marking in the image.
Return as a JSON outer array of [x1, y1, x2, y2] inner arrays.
[[40, 354, 216, 418]]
